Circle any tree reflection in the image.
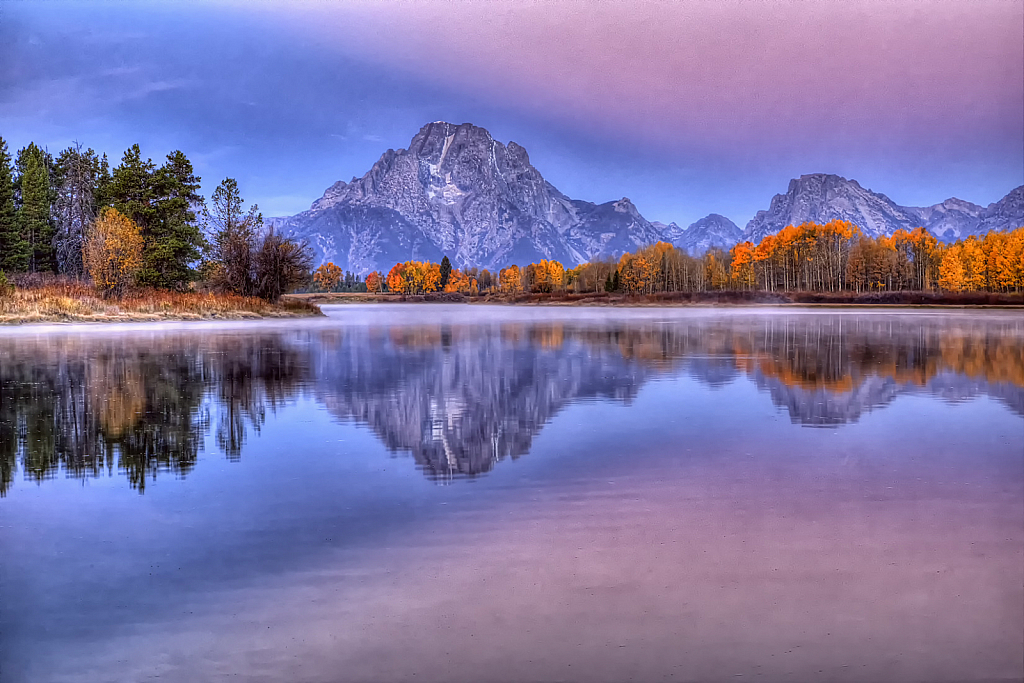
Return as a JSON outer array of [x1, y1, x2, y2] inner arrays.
[[0, 334, 309, 494], [1, 314, 1021, 494]]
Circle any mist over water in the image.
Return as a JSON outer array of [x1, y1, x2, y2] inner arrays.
[[1, 306, 1021, 682]]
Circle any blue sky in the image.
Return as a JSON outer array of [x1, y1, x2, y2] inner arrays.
[[1, 0, 1021, 226]]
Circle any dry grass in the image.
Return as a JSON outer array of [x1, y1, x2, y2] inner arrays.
[[0, 279, 322, 325]]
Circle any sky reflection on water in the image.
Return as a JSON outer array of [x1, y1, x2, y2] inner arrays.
[[0, 306, 1021, 682]]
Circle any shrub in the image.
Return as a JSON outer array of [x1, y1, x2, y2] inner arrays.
[[0, 270, 13, 298], [84, 208, 144, 297]]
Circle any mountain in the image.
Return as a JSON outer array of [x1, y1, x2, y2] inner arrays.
[[744, 173, 1024, 244], [911, 197, 985, 241], [672, 214, 743, 255], [271, 121, 663, 273], [271, 124, 1022, 272], [744, 173, 923, 242], [975, 185, 1024, 235]]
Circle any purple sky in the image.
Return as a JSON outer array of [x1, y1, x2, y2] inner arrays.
[[1, 0, 1021, 226]]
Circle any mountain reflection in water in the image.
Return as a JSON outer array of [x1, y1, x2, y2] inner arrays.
[[1, 311, 1021, 494]]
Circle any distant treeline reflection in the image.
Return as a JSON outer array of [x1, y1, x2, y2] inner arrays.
[[1, 315, 1021, 494]]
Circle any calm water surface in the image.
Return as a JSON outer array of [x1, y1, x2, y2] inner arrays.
[[1, 305, 1022, 683]]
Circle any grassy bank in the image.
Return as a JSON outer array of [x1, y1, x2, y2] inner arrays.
[[1, 280, 322, 325], [287, 290, 1024, 307]]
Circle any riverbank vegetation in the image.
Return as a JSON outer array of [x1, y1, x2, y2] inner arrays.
[[0, 136, 317, 323], [307, 220, 1023, 304], [0, 274, 319, 324]]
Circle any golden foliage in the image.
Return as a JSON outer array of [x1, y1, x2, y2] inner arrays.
[[938, 227, 1024, 293], [83, 208, 143, 297], [313, 262, 343, 291], [499, 265, 523, 294], [375, 224, 1022, 298], [526, 259, 566, 293], [386, 260, 444, 294]]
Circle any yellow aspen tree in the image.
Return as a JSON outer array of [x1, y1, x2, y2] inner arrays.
[[83, 207, 143, 297], [938, 243, 966, 292]]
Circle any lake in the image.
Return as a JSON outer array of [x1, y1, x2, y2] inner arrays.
[[1, 305, 1022, 683]]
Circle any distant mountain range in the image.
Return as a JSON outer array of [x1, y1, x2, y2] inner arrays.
[[271, 121, 1023, 272], [745, 174, 1023, 244]]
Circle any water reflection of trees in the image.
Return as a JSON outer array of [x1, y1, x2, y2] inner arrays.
[[0, 335, 309, 494], [1, 315, 1021, 493]]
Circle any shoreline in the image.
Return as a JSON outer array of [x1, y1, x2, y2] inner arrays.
[[286, 291, 1024, 309], [0, 286, 324, 326], [0, 308, 323, 326]]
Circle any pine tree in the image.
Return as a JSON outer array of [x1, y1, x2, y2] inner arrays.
[[439, 255, 452, 289], [16, 143, 55, 273], [0, 137, 26, 272], [142, 150, 205, 289], [106, 144, 157, 233]]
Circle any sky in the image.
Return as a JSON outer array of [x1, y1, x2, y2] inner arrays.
[[0, 0, 1021, 227]]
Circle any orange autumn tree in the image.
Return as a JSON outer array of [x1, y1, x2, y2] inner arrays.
[[444, 269, 475, 293], [938, 227, 1024, 293], [422, 262, 442, 292], [386, 263, 407, 293], [730, 241, 756, 289], [365, 271, 383, 293], [938, 243, 967, 292], [313, 262, 343, 291], [526, 259, 565, 293], [385, 260, 443, 294], [499, 265, 523, 294], [83, 207, 144, 297]]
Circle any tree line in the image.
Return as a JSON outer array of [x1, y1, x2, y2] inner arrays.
[[352, 221, 1022, 296], [0, 136, 310, 300]]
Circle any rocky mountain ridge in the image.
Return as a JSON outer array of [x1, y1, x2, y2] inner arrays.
[[744, 173, 1022, 243], [271, 122, 1023, 272]]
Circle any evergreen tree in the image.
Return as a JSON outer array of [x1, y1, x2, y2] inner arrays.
[[0, 137, 26, 272], [106, 144, 157, 231], [106, 146, 205, 290], [439, 255, 452, 289], [94, 153, 112, 208], [16, 143, 55, 273], [143, 150, 205, 289]]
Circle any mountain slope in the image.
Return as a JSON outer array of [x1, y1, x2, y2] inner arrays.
[[745, 173, 1024, 243], [673, 214, 743, 255], [273, 122, 663, 273], [744, 174, 922, 242], [975, 186, 1024, 234]]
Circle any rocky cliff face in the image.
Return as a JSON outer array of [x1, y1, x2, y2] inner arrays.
[[272, 122, 665, 273], [976, 186, 1024, 235], [744, 173, 1023, 244]]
